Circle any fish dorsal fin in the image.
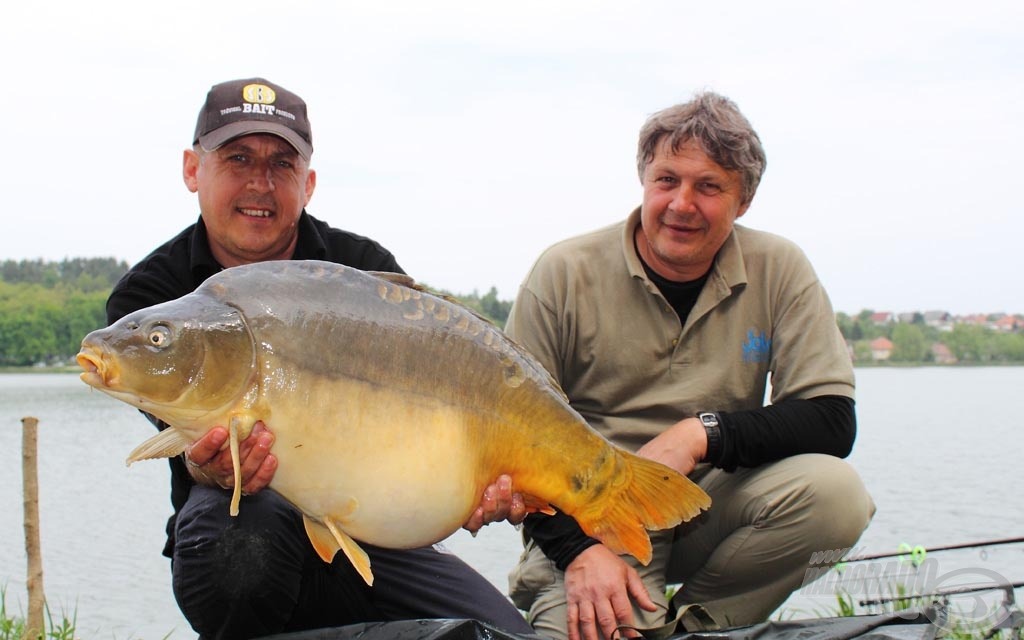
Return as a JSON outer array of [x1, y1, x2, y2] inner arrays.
[[126, 427, 191, 465], [368, 271, 419, 289], [303, 514, 374, 586], [369, 271, 467, 309]]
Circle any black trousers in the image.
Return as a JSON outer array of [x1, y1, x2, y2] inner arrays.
[[172, 485, 533, 639]]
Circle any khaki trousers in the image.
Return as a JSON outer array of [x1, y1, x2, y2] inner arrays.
[[508, 454, 875, 638]]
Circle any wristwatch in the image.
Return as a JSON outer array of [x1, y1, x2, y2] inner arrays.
[[697, 412, 722, 464]]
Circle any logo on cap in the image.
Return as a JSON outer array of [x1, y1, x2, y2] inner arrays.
[[242, 83, 277, 105]]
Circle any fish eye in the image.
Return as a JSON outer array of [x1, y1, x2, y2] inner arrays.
[[147, 325, 172, 348]]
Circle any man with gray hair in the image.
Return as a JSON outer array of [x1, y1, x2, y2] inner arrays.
[[506, 91, 874, 640]]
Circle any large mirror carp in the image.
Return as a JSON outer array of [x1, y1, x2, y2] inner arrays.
[[77, 260, 710, 585]]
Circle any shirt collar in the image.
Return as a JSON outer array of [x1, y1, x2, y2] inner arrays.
[[188, 210, 323, 282]]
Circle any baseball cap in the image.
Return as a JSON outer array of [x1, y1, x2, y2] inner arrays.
[[193, 78, 313, 161]]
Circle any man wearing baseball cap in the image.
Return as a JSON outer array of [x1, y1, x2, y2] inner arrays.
[[106, 78, 533, 639]]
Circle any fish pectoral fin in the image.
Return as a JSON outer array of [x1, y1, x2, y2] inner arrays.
[[302, 512, 374, 586], [227, 417, 244, 517], [126, 428, 191, 465], [522, 494, 556, 516]]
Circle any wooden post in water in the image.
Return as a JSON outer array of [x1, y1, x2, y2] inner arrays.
[[20, 416, 45, 640]]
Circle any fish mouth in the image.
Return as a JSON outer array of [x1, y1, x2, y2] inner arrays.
[[76, 346, 117, 388]]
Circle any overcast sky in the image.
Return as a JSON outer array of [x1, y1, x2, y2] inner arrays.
[[4, 1, 1021, 315]]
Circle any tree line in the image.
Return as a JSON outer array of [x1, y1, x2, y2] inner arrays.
[[2, 258, 1021, 367], [837, 310, 1024, 364], [0, 258, 512, 367], [0, 259, 129, 366]]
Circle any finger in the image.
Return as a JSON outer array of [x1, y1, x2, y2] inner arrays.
[[595, 599, 623, 640], [238, 429, 275, 484], [566, 602, 582, 640], [475, 475, 514, 526], [186, 427, 228, 467], [462, 508, 484, 535], [480, 484, 498, 519], [507, 492, 527, 525], [241, 453, 278, 494], [608, 590, 639, 639], [238, 421, 271, 456], [576, 601, 601, 640], [626, 569, 659, 612]]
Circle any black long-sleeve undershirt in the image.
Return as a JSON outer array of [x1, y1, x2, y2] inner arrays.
[[523, 395, 856, 570]]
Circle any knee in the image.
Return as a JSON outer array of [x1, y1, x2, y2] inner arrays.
[[797, 455, 875, 544], [173, 487, 306, 633]]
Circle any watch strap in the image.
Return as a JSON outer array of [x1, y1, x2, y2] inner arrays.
[[697, 411, 723, 464]]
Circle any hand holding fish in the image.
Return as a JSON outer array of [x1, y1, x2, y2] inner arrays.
[[185, 422, 277, 494], [463, 474, 527, 534]]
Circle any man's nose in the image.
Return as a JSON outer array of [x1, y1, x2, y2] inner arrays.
[[670, 183, 697, 212], [246, 162, 276, 192]]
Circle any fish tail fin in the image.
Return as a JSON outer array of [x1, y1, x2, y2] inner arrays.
[[576, 453, 711, 565]]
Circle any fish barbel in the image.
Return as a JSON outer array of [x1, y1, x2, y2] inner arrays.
[[77, 260, 710, 585]]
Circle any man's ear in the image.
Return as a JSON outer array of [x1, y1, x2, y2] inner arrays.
[[304, 168, 317, 206], [183, 149, 200, 193]]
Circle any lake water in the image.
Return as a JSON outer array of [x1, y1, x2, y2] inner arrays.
[[1, 368, 1022, 638]]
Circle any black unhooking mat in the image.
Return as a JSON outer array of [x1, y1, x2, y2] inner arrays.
[[259, 608, 943, 640]]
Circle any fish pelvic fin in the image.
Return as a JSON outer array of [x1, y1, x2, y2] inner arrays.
[[126, 428, 191, 465], [577, 454, 711, 566], [303, 515, 342, 563], [303, 515, 374, 586]]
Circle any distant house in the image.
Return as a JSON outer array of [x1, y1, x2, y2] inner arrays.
[[923, 310, 954, 331], [870, 311, 895, 326], [960, 313, 989, 327], [870, 337, 894, 361], [931, 342, 957, 364], [993, 315, 1020, 332]]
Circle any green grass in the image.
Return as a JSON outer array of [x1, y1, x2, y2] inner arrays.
[[0, 586, 77, 640]]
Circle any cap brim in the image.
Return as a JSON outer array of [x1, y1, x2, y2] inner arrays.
[[197, 121, 312, 161]]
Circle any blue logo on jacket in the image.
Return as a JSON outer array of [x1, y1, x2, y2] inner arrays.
[[742, 329, 771, 363]]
